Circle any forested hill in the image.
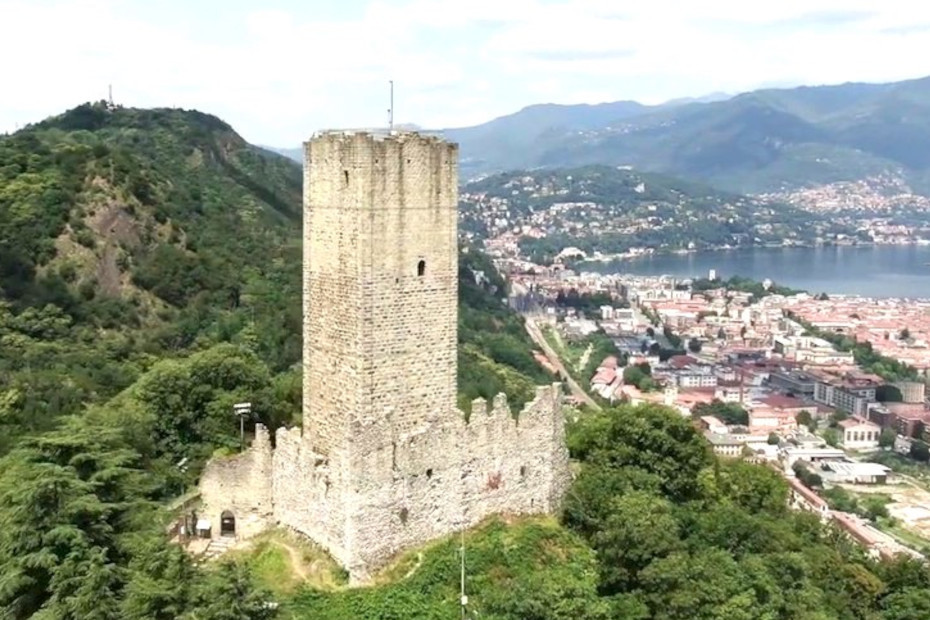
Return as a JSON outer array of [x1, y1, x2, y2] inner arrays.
[[0, 102, 306, 449], [0, 103, 550, 616], [460, 165, 853, 262], [0, 100, 547, 450]]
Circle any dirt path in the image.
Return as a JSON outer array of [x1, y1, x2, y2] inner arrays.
[[272, 539, 310, 581], [525, 317, 601, 411], [577, 343, 594, 373]]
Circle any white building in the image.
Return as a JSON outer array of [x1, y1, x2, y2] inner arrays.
[[839, 418, 881, 450]]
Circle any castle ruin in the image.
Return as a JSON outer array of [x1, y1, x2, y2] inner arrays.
[[198, 130, 570, 580]]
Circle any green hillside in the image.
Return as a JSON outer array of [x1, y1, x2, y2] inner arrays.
[[461, 165, 855, 262], [0, 103, 555, 617]]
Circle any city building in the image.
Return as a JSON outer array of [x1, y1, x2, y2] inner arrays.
[[812, 372, 881, 417], [705, 432, 744, 457], [838, 417, 882, 450]]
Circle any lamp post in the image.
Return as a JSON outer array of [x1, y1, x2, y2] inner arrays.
[[233, 402, 251, 451]]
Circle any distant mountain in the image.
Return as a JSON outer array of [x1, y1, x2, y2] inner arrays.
[[440, 75, 930, 194], [266, 146, 302, 163], [659, 92, 733, 107]]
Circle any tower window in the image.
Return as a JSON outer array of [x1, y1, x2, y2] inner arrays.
[[343, 170, 349, 185], [417, 260, 426, 276]]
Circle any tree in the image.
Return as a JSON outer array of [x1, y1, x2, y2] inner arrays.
[[185, 561, 278, 620], [767, 432, 780, 445], [796, 410, 816, 433], [568, 404, 712, 503], [910, 440, 930, 463], [862, 496, 890, 522], [879, 428, 897, 449], [823, 428, 840, 448], [687, 338, 702, 353], [693, 400, 749, 426], [593, 491, 681, 593]]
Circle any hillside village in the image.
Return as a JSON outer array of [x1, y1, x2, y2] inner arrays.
[[502, 254, 930, 560], [464, 170, 930, 263]]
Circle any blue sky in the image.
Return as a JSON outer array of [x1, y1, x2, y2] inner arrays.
[[2, 0, 930, 145]]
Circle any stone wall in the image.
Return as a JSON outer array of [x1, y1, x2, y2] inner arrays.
[[303, 131, 459, 458], [198, 425, 274, 540], [201, 383, 569, 579], [318, 382, 570, 579]]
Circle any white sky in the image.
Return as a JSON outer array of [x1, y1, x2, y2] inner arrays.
[[1, 0, 929, 145]]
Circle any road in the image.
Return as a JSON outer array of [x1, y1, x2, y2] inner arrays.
[[524, 316, 601, 411]]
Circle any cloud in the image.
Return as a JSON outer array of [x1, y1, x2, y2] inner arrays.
[[1, 0, 930, 143], [527, 49, 635, 62]]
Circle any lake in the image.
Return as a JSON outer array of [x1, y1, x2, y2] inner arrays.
[[586, 245, 930, 298]]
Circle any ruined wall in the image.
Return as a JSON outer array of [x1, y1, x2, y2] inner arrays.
[[198, 425, 274, 540], [336, 383, 571, 578], [270, 427, 353, 568]]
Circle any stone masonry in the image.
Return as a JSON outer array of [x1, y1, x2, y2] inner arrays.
[[198, 130, 570, 581]]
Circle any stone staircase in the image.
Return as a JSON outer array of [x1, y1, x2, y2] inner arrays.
[[202, 536, 236, 561]]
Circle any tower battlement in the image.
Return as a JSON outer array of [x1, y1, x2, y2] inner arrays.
[[198, 129, 569, 582]]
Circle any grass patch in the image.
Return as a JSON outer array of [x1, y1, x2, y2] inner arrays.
[[877, 519, 930, 554], [281, 515, 601, 620], [227, 529, 348, 597]]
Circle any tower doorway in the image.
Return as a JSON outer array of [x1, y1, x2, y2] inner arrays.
[[220, 510, 236, 537]]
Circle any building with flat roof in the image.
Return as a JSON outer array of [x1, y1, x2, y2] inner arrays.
[[820, 462, 891, 484]]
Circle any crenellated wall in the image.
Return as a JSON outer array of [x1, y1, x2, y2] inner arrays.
[[197, 383, 569, 580], [270, 383, 568, 580]]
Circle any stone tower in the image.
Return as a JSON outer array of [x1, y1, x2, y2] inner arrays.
[[199, 130, 569, 583], [302, 130, 458, 455]]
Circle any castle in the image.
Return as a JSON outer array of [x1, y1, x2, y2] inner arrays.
[[198, 130, 570, 581]]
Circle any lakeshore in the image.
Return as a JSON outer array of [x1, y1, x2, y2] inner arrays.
[[582, 245, 930, 298]]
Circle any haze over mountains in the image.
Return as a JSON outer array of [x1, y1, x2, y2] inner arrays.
[[275, 75, 930, 197]]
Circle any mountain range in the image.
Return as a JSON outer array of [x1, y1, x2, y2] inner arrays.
[[444, 75, 930, 194], [273, 75, 930, 196]]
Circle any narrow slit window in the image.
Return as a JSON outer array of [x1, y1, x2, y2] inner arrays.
[[417, 260, 426, 277]]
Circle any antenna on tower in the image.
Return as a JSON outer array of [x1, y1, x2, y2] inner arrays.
[[388, 80, 394, 132]]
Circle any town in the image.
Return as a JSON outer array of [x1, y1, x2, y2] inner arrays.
[[499, 253, 930, 561], [463, 169, 930, 265]]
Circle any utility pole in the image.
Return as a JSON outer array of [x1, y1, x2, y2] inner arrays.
[[460, 524, 467, 620], [233, 402, 252, 450]]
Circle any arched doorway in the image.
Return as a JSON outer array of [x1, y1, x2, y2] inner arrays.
[[220, 510, 236, 537]]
